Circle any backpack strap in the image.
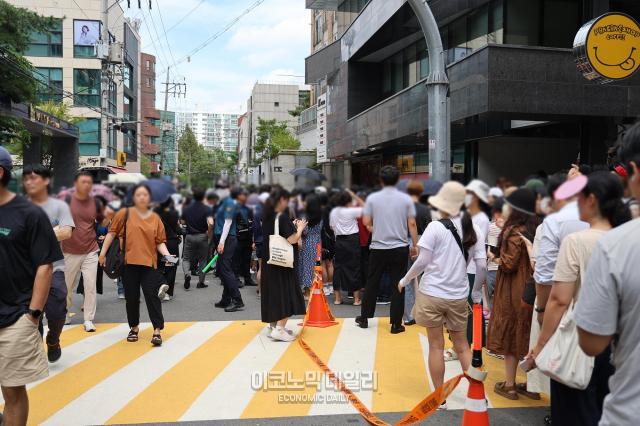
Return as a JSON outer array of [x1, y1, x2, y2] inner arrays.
[[439, 218, 469, 263]]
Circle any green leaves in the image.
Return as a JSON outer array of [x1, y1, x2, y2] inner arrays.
[[253, 118, 300, 165]]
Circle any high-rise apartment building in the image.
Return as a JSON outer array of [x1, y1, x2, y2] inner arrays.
[[10, 0, 142, 173], [175, 112, 239, 152]]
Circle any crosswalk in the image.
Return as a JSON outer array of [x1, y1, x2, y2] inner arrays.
[[1, 318, 549, 425]]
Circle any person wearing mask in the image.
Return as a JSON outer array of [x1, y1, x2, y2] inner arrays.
[[297, 194, 323, 300], [233, 189, 256, 288], [99, 184, 176, 346], [403, 180, 431, 326], [0, 148, 62, 425], [398, 181, 486, 410], [487, 188, 539, 400], [155, 198, 181, 301], [356, 166, 418, 334], [575, 125, 640, 426], [180, 187, 211, 290], [527, 171, 629, 425], [213, 187, 244, 312], [62, 171, 103, 332], [22, 165, 75, 363], [329, 189, 365, 305], [261, 187, 307, 342]]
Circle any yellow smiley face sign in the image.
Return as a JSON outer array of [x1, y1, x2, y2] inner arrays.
[[574, 13, 640, 83]]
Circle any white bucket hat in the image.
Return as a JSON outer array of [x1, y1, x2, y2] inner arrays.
[[465, 179, 490, 204], [428, 181, 466, 217]]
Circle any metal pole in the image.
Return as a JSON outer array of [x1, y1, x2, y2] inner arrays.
[[407, 0, 450, 182], [160, 66, 170, 175], [267, 131, 272, 185]]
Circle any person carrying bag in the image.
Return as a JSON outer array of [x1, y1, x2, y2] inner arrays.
[[267, 213, 294, 269]]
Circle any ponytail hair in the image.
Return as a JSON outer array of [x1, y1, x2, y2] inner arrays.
[[581, 171, 631, 228], [264, 185, 291, 221], [461, 211, 478, 252]]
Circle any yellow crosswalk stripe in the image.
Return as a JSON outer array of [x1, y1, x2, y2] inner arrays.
[[240, 319, 344, 419], [26, 322, 193, 425], [107, 320, 263, 424]]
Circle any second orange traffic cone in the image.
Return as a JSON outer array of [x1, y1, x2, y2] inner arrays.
[[462, 378, 489, 426], [304, 243, 337, 328]]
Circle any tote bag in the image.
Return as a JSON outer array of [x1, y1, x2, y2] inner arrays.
[[535, 302, 594, 390], [267, 214, 294, 268]]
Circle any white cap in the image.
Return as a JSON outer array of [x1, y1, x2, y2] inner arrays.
[[258, 192, 270, 203], [465, 179, 490, 204], [489, 187, 504, 198]]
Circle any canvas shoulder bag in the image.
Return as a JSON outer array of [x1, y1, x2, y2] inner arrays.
[[267, 213, 294, 268]]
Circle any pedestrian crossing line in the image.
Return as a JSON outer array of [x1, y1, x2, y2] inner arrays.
[[59, 322, 120, 348], [181, 324, 293, 421], [308, 318, 379, 416], [371, 320, 431, 413], [42, 322, 220, 426], [24, 322, 193, 425], [240, 319, 345, 419], [107, 320, 260, 424]]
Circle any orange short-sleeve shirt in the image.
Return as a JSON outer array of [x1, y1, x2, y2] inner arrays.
[[109, 208, 167, 268]]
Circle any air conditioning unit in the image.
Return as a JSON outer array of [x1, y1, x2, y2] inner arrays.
[[95, 41, 109, 60], [108, 42, 124, 64], [99, 148, 107, 158]]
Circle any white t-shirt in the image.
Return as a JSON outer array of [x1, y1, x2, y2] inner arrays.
[[329, 207, 362, 236], [467, 211, 490, 274], [418, 216, 486, 300]]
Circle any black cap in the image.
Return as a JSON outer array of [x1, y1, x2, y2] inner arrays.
[[505, 188, 537, 216], [0, 146, 13, 171]]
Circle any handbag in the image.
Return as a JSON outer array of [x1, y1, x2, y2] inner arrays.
[[535, 301, 594, 390], [267, 213, 294, 268], [104, 208, 128, 279]]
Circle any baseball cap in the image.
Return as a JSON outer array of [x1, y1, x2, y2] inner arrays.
[[0, 146, 13, 171]]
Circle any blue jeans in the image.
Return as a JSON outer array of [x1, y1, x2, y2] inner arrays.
[[117, 278, 124, 296]]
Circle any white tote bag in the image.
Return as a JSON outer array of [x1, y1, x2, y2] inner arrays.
[[535, 302, 594, 390], [267, 214, 294, 268]]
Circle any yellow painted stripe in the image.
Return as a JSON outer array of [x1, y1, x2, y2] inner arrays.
[[107, 320, 263, 424], [59, 323, 120, 348], [372, 320, 430, 413], [26, 322, 193, 425], [241, 319, 344, 419]]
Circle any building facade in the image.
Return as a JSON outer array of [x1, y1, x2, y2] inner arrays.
[[305, 0, 640, 187], [140, 52, 161, 172], [11, 0, 142, 173], [175, 112, 239, 152]]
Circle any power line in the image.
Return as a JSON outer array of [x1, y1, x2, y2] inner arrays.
[[154, 1, 181, 78], [140, 7, 167, 71], [143, 0, 206, 50], [72, 0, 91, 19]]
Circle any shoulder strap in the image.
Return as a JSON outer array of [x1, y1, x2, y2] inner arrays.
[[439, 218, 469, 262]]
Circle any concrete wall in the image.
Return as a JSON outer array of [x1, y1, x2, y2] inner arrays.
[[297, 126, 318, 151], [478, 137, 579, 185], [257, 151, 316, 190]]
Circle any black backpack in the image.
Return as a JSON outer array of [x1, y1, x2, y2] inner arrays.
[[104, 208, 128, 279]]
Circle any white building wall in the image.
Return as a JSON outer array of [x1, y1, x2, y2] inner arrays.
[[175, 111, 239, 152]]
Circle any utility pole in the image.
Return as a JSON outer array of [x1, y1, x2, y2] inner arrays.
[[267, 131, 272, 185], [160, 67, 186, 175]]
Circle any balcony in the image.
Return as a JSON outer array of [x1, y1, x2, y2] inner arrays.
[[143, 107, 161, 120], [296, 105, 317, 134], [306, 0, 340, 10]]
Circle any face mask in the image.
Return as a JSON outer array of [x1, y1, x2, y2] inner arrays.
[[464, 194, 474, 208], [502, 203, 511, 221]]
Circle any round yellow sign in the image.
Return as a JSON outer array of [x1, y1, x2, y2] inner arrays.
[[575, 13, 640, 83]]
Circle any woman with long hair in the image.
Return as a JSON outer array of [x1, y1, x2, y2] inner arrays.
[[329, 189, 365, 305], [527, 172, 629, 425], [99, 184, 177, 346], [487, 188, 539, 399], [297, 194, 323, 300], [398, 182, 487, 410], [261, 186, 307, 342], [154, 197, 181, 301]]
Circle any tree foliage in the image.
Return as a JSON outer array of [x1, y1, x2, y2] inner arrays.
[[253, 118, 300, 164], [288, 91, 311, 117]]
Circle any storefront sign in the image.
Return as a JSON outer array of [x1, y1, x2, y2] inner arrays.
[[451, 163, 465, 174], [117, 151, 127, 167], [316, 94, 328, 164], [30, 108, 62, 130], [78, 156, 100, 168], [273, 166, 283, 173], [574, 13, 640, 83]]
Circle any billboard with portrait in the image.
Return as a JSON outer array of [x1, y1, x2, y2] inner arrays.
[[74, 20, 100, 46]]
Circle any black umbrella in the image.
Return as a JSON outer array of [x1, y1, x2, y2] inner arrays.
[[290, 168, 327, 181]]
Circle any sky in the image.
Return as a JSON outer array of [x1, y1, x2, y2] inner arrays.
[[126, 0, 311, 114]]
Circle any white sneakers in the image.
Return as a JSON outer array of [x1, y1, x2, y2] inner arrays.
[[270, 327, 295, 342], [84, 321, 96, 332], [158, 284, 170, 301]]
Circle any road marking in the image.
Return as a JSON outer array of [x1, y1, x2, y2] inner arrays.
[[241, 319, 344, 419], [107, 320, 260, 424], [308, 318, 378, 416], [181, 324, 291, 421], [43, 322, 216, 426], [25, 322, 192, 425]]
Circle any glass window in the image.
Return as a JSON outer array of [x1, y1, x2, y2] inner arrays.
[[107, 126, 117, 159], [505, 0, 541, 46], [124, 96, 132, 121], [417, 39, 429, 79], [26, 19, 62, 57], [403, 43, 418, 87], [34, 68, 63, 103], [542, 0, 581, 48], [108, 80, 117, 115], [124, 130, 137, 161], [78, 118, 100, 156], [416, 152, 429, 173], [489, 0, 504, 44], [145, 60, 150, 71], [74, 69, 101, 107], [467, 4, 489, 51], [123, 65, 133, 89], [74, 45, 96, 58]]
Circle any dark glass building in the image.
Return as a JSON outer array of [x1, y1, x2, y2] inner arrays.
[[305, 0, 640, 187]]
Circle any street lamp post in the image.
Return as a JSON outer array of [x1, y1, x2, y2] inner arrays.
[[407, 0, 451, 182]]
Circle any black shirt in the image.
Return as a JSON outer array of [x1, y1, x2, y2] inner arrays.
[[415, 202, 431, 235], [0, 195, 63, 328], [181, 201, 212, 235]]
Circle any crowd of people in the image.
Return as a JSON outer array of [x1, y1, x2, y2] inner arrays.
[[1, 120, 640, 425]]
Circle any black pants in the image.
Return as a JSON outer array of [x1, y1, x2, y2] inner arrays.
[[216, 235, 242, 304], [233, 240, 253, 283], [123, 264, 165, 330], [550, 346, 614, 426], [360, 247, 408, 327], [43, 270, 68, 345], [160, 238, 180, 296], [359, 246, 369, 291]]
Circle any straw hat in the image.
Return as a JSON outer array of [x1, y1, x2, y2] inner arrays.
[[466, 179, 490, 204], [428, 181, 466, 217]]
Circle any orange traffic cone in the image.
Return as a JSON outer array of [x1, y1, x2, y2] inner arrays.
[[462, 377, 489, 426], [302, 244, 338, 328]]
